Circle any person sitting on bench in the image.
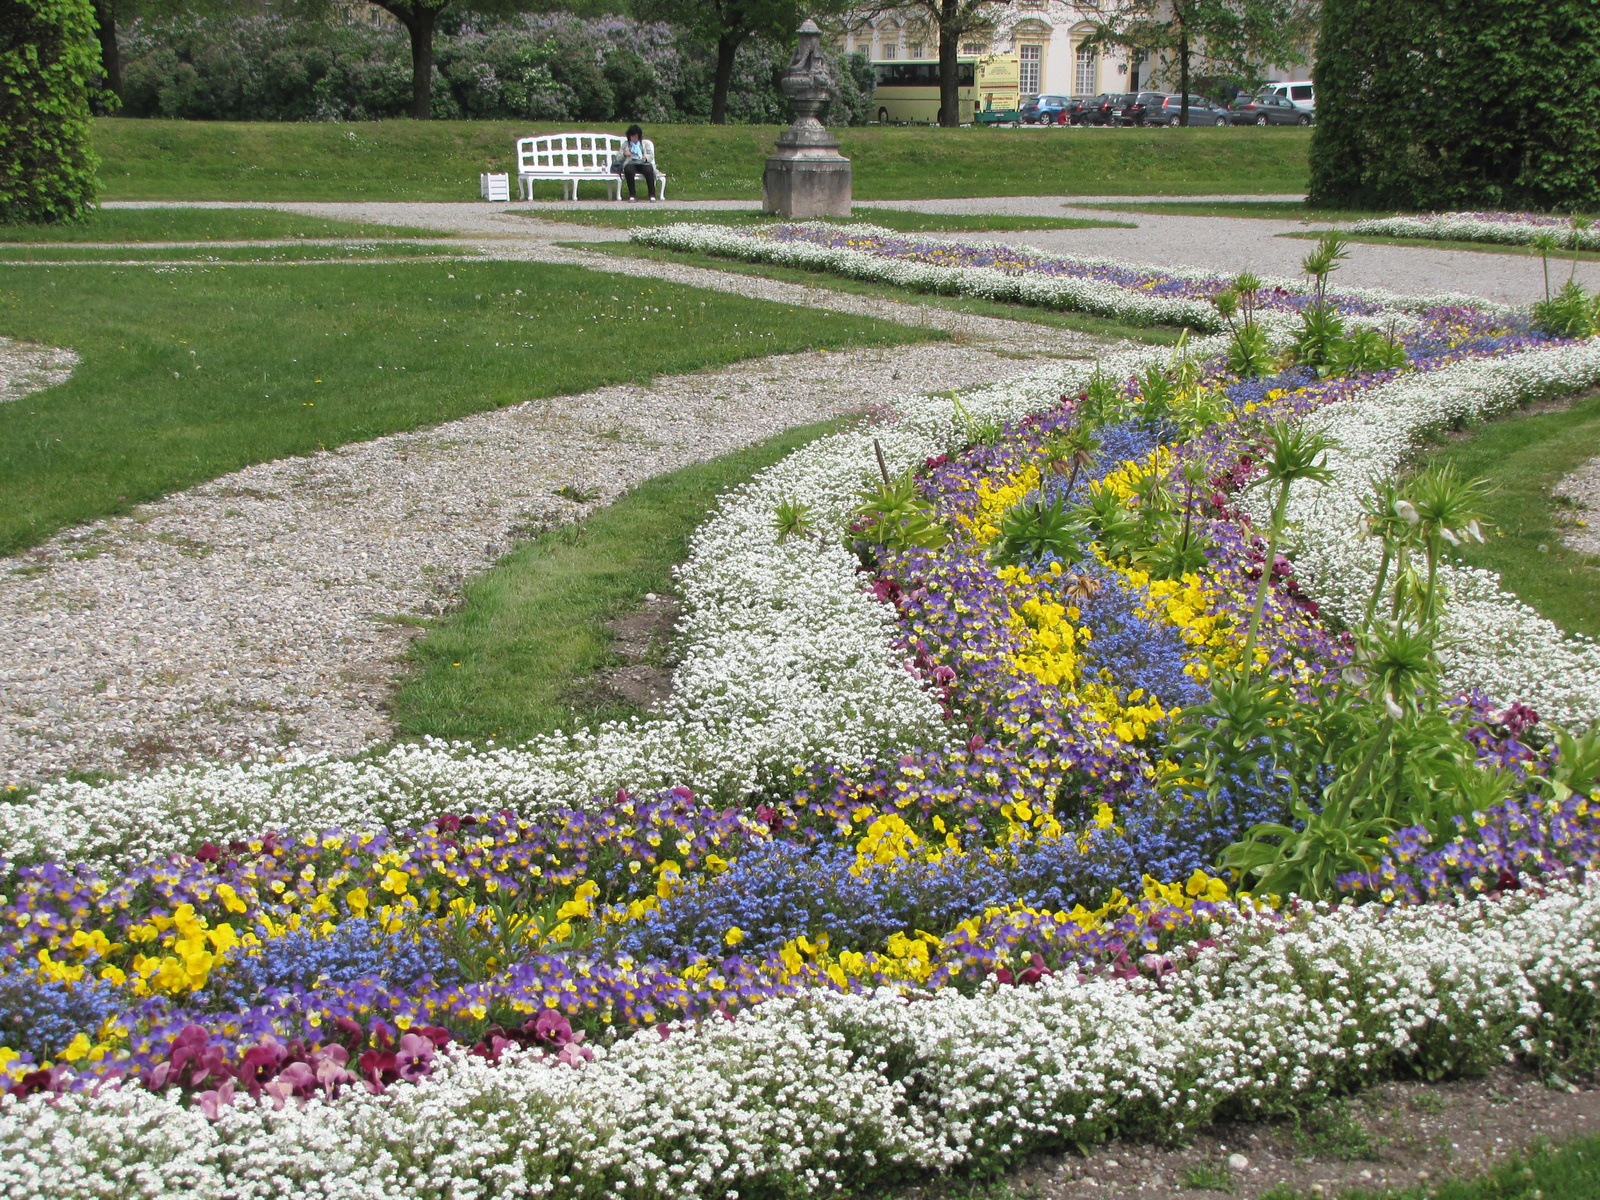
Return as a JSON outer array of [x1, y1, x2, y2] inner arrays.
[[618, 125, 657, 202]]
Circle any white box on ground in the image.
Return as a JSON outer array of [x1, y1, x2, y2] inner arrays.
[[479, 173, 510, 202]]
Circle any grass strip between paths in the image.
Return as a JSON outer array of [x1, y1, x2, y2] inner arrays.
[[516, 208, 1133, 233], [0, 243, 465, 264], [1064, 200, 1391, 220], [391, 415, 853, 744], [93, 119, 1313, 202], [0, 260, 936, 556], [0, 207, 447, 243], [1415, 389, 1600, 639], [572, 239, 1189, 347]]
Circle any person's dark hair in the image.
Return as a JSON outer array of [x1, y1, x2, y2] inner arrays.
[[626, 124, 643, 139]]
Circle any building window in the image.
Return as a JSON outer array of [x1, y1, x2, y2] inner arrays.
[[881, 42, 898, 59], [911, 41, 926, 58], [1019, 44, 1042, 95], [962, 41, 985, 55], [1074, 44, 1097, 95]]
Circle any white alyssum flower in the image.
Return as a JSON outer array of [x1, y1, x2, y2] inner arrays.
[[4, 882, 1598, 1200], [1261, 340, 1600, 724], [1351, 212, 1600, 251], [632, 222, 1498, 333]]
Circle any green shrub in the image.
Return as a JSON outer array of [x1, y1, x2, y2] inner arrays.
[[1310, 0, 1600, 211], [0, 0, 102, 224]]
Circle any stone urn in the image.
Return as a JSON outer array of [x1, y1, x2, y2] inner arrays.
[[763, 20, 853, 219]]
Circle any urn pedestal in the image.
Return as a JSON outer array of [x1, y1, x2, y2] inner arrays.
[[762, 20, 853, 219]]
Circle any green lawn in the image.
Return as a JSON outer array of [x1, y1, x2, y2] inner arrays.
[[573, 239, 1187, 345], [1290, 1133, 1600, 1200], [393, 417, 849, 743], [1063, 200, 1381, 220], [518, 208, 1133, 232], [92, 119, 1312, 202], [0, 261, 936, 556], [0, 242, 461, 263], [1415, 390, 1600, 638], [0, 206, 445, 242]]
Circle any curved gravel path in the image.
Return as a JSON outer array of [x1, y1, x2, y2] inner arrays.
[[0, 337, 1070, 787], [1555, 455, 1600, 557]]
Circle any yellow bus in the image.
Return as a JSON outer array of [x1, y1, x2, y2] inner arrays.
[[870, 55, 1020, 124]]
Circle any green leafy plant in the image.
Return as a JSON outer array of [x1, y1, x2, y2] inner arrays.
[[1291, 304, 1349, 372], [773, 496, 815, 544], [991, 490, 1086, 567], [950, 391, 1004, 448], [0, 0, 103, 224], [1241, 421, 1337, 663], [852, 473, 949, 554], [1532, 278, 1600, 338], [1226, 322, 1275, 377], [1328, 325, 1409, 376]]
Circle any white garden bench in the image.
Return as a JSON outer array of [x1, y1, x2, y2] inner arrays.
[[515, 133, 667, 201]]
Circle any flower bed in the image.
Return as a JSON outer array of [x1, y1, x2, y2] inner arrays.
[[1351, 211, 1600, 251], [5, 271, 1600, 1197], [631, 221, 1494, 331]]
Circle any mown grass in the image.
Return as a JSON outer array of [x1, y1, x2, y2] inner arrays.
[[92, 119, 1312, 202], [1278, 230, 1600, 262], [0, 260, 935, 555], [1063, 199, 1384, 220], [1275, 1132, 1600, 1200], [517, 208, 1133, 232], [0, 242, 462, 263], [392, 416, 850, 742], [0, 206, 445, 242], [575, 240, 1190, 346], [1414, 389, 1600, 638]]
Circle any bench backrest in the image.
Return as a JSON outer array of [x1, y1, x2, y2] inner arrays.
[[517, 133, 624, 176]]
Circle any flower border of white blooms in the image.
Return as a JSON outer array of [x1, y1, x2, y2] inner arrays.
[[1270, 340, 1600, 727], [630, 221, 1498, 332], [1351, 212, 1600, 252], [8, 323, 1600, 866], [4, 880, 1599, 1200]]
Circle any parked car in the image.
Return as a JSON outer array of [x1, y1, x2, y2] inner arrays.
[[1019, 94, 1074, 124], [1229, 94, 1312, 125], [1149, 93, 1232, 126], [1118, 91, 1168, 125], [1264, 80, 1315, 113], [1082, 93, 1134, 125]]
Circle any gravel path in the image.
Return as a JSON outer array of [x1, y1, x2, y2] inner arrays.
[[1555, 455, 1600, 557], [0, 337, 78, 403], [100, 196, 1598, 307], [0, 340, 1062, 787]]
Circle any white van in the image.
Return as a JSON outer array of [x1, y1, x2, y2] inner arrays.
[[1264, 81, 1314, 112]]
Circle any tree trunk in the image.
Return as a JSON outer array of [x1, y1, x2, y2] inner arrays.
[[403, 6, 438, 120], [1178, 27, 1189, 126], [711, 33, 740, 125], [94, 0, 121, 101], [937, 22, 961, 127]]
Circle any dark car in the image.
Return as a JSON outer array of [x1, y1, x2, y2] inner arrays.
[[1082, 92, 1133, 126], [1229, 94, 1312, 126], [1019, 94, 1074, 124], [1118, 91, 1169, 126], [1150, 93, 1232, 126]]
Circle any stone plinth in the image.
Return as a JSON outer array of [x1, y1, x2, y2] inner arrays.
[[762, 19, 853, 219]]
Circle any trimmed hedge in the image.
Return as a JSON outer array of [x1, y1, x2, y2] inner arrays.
[[0, 0, 100, 224], [1309, 0, 1600, 212]]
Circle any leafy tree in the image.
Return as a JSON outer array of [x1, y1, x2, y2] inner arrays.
[[870, 0, 1009, 127], [1, 0, 101, 224], [1082, 0, 1292, 126], [635, 0, 853, 125]]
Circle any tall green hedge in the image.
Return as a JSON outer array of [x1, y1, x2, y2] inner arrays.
[[1309, 0, 1600, 212], [1, 0, 101, 224]]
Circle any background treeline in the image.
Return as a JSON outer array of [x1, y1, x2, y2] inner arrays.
[[107, 11, 878, 124]]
